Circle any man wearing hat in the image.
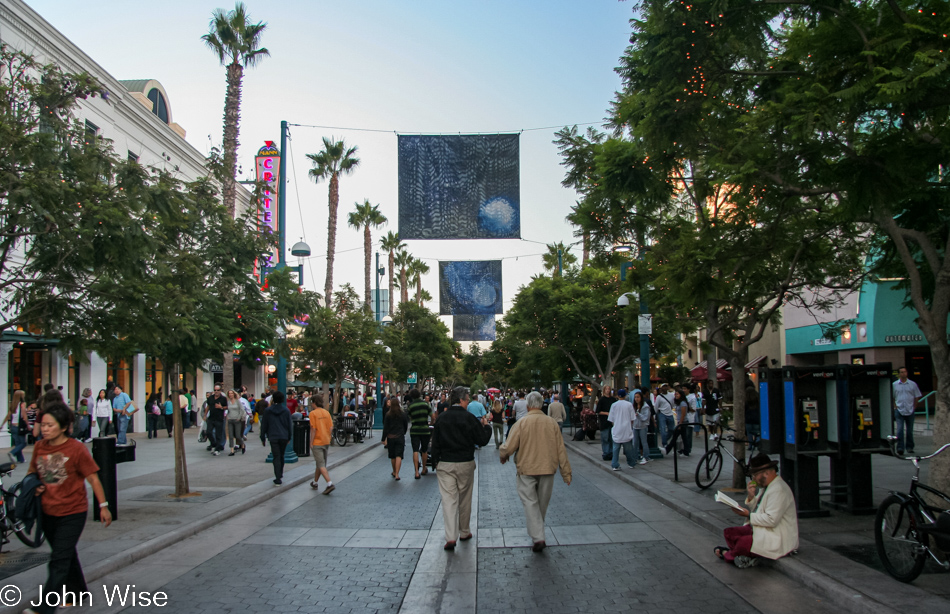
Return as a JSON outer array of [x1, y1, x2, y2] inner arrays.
[[715, 453, 799, 568]]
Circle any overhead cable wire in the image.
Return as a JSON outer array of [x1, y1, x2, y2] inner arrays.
[[286, 128, 318, 288], [286, 121, 604, 135]]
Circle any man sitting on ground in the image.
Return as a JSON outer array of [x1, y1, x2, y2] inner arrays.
[[715, 453, 799, 568]]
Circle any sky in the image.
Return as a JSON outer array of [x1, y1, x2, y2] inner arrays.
[[24, 0, 635, 335]]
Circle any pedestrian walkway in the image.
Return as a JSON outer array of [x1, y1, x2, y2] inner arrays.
[[57, 445, 837, 614]]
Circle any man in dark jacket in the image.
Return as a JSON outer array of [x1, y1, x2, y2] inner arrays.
[[261, 391, 292, 485], [431, 386, 491, 550]]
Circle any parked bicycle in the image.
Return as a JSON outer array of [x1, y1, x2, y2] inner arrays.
[[695, 427, 751, 490], [331, 413, 360, 446], [0, 461, 45, 553], [874, 436, 950, 583]]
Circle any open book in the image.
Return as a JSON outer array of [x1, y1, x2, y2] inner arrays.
[[714, 491, 744, 511]]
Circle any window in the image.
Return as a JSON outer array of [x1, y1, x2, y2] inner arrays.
[[84, 120, 99, 145], [146, 88, 169, 124], [128, 151, 139, 163]]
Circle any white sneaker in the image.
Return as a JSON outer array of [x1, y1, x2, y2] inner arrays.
[[638, 458, 648, 465], [611, 466, 621, 471]]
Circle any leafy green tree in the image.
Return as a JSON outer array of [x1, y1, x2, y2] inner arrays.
[[380, 231, 403, 316], [462, 343, 484, 382], [0, 47, 150, 335], [201, 2, 268, 219], [382, 302, 457, 393], [298, 284, 382, 412], [347, 199, 387, 307], [307, 138, 360, 307]]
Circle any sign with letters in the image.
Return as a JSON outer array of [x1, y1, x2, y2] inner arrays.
[[255, 141, 281, 281]]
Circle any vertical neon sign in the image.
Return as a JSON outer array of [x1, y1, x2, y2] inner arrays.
[[254, 141, 281, 281]]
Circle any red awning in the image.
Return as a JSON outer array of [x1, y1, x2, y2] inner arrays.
[[745, 356, 767, 370], [690, 359, 732, 382]]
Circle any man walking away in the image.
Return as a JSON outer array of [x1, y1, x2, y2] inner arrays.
[[261, 391, 292, 485], [547, 393, 567, 430], [431, 386, 491, 551], [595, 387, 616, 461], [608, 389, 638, 471], [654, 383, 676, 451], [499, 391, 571, 553], [308, 394, 335, 494], [407, 389, 432, 479], [892, 367, 921, 455]]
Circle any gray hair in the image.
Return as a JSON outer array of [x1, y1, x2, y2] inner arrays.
[[526, 391, 544, 409], [450, 386, 470, 405]]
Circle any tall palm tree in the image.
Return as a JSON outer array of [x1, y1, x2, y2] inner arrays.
[[202, 2, 268, 394], [394, 249, 412, 305], [418, 288, 433, 306], [542, 242, 578, 277], [202, 2, 269, 218], [347, 200, 387, 308], [380, 231, 404, 316], [407, 257, 430, 306], [307, 137, 360, 307]]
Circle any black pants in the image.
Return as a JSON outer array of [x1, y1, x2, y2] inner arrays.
[[38, 511, 87, 614], [164, 414, 174, 436], [146, 414, 159, 438], [208, 419, 225, 451], [270, 439, 289, 480]]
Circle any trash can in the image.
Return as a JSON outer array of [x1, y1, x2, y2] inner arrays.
[[293, 420, 311, 457], [93, 437, 136, 521]]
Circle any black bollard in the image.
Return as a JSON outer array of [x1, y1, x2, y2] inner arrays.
[[92, 437, 117, 521]]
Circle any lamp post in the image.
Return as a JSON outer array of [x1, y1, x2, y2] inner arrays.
[[615, 241, 662, 459]]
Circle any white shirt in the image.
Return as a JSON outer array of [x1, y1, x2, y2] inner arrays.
[[513, 399, 529, 421], [93, 398, 113, 419], [608, 399, 635, 443], [654, 392, 675, 417], [892, 379, 921, 416], [687, 393, 702, 413]]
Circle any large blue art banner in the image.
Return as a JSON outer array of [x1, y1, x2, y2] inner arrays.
[[439, 260, 503, 316], [398, 134, 520, 240], [453, 315, 496, 341]]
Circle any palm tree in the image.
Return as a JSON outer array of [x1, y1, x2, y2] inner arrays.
[[418, 288, 433, 306], [307, 137, 360, 307], [542, 242, 578, 277], [408, 257, 430, 306], [347, 200, 387, 308], [202, 2, 269, 218], [380, 231, 404, 316], [394, 249, 412, 305]]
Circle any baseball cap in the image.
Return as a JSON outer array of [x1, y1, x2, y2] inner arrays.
[[617, 388, 627, 398]]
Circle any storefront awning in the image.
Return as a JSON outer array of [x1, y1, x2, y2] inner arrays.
[[744, 356, 767, 370], [690, 359, 732, 382]]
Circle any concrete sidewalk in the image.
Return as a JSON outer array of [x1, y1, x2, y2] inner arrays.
[[0, 428, 380, 610], [567, 434, 949, 614]]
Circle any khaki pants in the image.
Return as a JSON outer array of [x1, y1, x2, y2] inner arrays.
[[516, 474, 554, 543], [436, 460, 476, 543]]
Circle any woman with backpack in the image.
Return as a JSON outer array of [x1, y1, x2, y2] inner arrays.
[[4, 389, 29, 463]]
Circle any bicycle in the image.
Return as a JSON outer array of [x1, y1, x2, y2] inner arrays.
[[331, 413, 360, 446], [695, 427, 751, 490], [874, 436, 950, 583], [0, 461, 45, 553]]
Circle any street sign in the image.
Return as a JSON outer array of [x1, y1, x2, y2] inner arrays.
[[638, 314, 653, 335], [407, 372, 417, 384]]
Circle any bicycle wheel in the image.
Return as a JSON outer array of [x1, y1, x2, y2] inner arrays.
[[6, 485, 44, 548], [695, 448, 723, 490], [875, 494, 928, 582], [333, 428, 347, 447]]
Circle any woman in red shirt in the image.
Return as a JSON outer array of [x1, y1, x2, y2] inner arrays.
[[26, 402, 111, 614]]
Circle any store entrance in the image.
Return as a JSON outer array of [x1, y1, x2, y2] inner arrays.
[[905, 348, 934, 396]]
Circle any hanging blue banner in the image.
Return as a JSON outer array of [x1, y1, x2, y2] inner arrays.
[[439, 261, 503, 315]]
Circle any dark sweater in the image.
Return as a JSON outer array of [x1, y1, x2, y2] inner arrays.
[[261, 403, 292, 441], [382, 411, 409, 440], [431, 406, 491, 464]]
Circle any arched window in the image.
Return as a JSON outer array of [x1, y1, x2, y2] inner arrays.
[[146, 88, 169, 124]]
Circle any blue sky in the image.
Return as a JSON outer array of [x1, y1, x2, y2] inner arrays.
[[25, 0, 634, 320]]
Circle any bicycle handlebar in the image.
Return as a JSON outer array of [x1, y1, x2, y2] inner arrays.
[[886, 436, 950, 462]]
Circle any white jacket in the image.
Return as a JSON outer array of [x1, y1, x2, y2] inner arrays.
[[746, 475, 799, 559]]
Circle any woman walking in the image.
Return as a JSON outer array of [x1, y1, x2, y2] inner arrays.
[[226, 389, 246, 455], [632, 391, 652, 465], [163, 394, 175, 437], [668, 389, 692, 457], [25, 402, 111, 614], [92, 389, 112, 437], [490, 399, 505, 446], [3, 389, 28, 463], [382, 397, 409, 480], [145, 393, 160, 439]]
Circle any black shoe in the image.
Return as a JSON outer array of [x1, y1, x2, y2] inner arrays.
[[207, 445, 213, 451], [273, 478, 282, 485], [228, 451, 236, 456]]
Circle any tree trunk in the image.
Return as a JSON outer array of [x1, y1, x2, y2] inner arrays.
[[400, 267, 408, 305], [388, 252, 395, 316], [221, 62, 243, 218], [168, 364, 189, 496], [416, 275, 422, 306], [321, 380, 330, 411], [363, 225, 371, 308], [334, 374, 345, 414], [221, 351, 234, 394], [727, 350, 749, 489], [325, 173, 340, 308]]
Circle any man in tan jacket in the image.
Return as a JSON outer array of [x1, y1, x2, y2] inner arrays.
[[499, 391, 572, 552]]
